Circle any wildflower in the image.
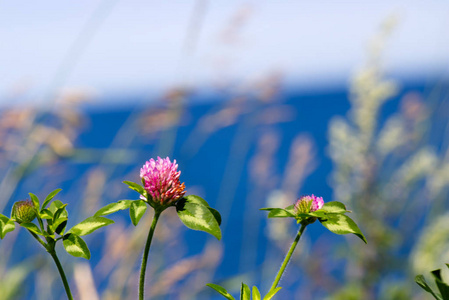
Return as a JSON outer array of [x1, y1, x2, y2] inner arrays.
[[140, 157, 186, 206], [12, 200, 36, 223], [294, 194, 324, 214]]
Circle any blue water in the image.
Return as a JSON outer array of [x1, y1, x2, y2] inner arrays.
[[3, 79, 448, 299]]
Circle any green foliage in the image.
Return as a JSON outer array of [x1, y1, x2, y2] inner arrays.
[[263, 287, 282, 300], [260, 208, 295, 218], [67, 216, 114, 236], [261, 200, 366, 243], [123, 181, 146, 197], [28, 193, 40, 212], [20, 223, 42, 236], [416, 264, 449, 300], [240, 283, 250, 300], [320, 214, 367, 244], [94, 200, 132, 216], [176, 195, 222, 240], [206, 284, 235, 300], [41, 188, 62, 210], [252, 286, 261, 300], [1, 189, 113, 260], [63, 233, 91, 260], [130, 200, 148, 226], [207, 283, 281, 300], [0, 214, 15, 239]]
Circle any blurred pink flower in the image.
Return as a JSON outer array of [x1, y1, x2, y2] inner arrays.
[[294, 194, 324, 213], [140, 157, 186, 205]]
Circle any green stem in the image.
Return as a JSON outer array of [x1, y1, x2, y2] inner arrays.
[[139, 210, 161, 300], [37, 216, 45, 233], [49, 250, 74, 300], [28, 230, 73, 300], [269, 223, 307, 292]]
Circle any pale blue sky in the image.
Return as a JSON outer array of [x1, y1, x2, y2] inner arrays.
[[0, 1, 448, 104]]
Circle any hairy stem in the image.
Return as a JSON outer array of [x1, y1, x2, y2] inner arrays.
[[28, 230, 73, 300], [49, 250, 74, 300], [269, 223, 307, 291], [139, 210, 161, 300]]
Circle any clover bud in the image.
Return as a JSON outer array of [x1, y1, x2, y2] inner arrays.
[[12, 200, 37, 223], [294, 194, 324, 214]]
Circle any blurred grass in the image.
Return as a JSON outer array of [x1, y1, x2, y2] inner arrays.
[[0, 11, 448, 300]]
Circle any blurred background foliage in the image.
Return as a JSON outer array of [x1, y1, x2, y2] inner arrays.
[[1, 2, 449, 299]]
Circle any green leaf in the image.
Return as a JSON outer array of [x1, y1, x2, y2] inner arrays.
[[268, 208, 295, 218], [178, 196, 222, 226], [206, 283, 235, 300], [48, 200, 66, 214], [20, 222, 42, 236], [252, 286, 261, 300], [55, 220, 68, 235], [263, 287, 282, 300], [68, 216, 114, 236], [431, 269, 449, 299], [184, 195, 210, 206], [319, 201, 349, 214], [129, 200, 148, 226], [94, 200, 133, 217], [0, 214, 15, 239], [29, 193, 40, 211], [415, 275, 442, 300], [176, 202, 221, 240], [208, 207, 222, 226], [53, 204, 68, 222], [51, 217, 68, 235], [320, 214, 367, 244], [40, 209, 53, 220], [123, 181, 145, 196], [284, 205, 296, 215], [307, 211, 327, 218], [240, 283, 250, 300], [63, 233, 91, 259], [260, 207, 297, 218], [42, 189, 62, 210]]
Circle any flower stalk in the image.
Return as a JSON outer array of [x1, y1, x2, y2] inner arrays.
[[269, 223, 307, 292], [27, 230, 74, 300], [139, 209, 161, 300]]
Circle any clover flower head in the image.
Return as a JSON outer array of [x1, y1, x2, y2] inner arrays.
[[294, 194, 324, 214], [140, 157, 186, 206], [12, 200, 36, 223]]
